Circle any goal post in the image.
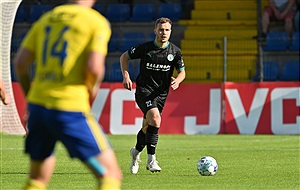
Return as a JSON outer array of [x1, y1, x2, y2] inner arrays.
[[0, 0, 25, 135]]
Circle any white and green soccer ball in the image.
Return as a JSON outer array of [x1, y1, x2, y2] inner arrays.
[[197, 156, 218, 176]]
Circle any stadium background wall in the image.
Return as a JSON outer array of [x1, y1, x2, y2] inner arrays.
[[12, 82, 300, 135]]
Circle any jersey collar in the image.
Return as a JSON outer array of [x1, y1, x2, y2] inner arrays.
[[154, 40, 169, 49]]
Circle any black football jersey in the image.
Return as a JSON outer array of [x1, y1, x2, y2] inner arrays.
[[127, 41, 185, 96]]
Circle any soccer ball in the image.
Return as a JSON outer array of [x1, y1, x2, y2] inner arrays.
[[197, 156, 218, 176]]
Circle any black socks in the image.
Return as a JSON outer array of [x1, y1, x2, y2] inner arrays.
[[135, 129, 146, 152], [135, 125, 159, 155], [145, 125, 159, 155]]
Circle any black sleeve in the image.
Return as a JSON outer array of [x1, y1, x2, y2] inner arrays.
[[175, 50, 185, 70], [127, 43, 145, 60]]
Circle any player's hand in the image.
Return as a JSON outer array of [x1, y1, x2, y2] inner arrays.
[[123, 77, 133, 91], [0, 92, 10, 105], [171, 77, 179, 90], [3, 93, 11, 105]]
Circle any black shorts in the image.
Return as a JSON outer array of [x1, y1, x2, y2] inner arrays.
[[135, 91, 167, 118]]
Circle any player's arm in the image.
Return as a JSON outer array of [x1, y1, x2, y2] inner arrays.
[[171, 68, 186, 90], [120, 51, 133, 91], [14, 48, 35, 96], [171, 51, 186, 90], [86, 16, 111, 102], [86, 51, 106, 102]]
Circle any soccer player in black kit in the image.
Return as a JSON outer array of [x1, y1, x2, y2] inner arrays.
[[120, 17, 186, 174]]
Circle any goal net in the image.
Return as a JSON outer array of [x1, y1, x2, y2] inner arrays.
[[0, 0, 25, 134]]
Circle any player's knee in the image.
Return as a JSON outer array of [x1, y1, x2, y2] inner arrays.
[[86, 156, 106, 176], [148, 114, 161, 127]]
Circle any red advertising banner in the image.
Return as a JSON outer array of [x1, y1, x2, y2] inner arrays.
[[224, 82, 300, 134], [12, 82, 300, 135]]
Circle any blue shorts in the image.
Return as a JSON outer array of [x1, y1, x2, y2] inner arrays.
[[25, 103, 112, 161]]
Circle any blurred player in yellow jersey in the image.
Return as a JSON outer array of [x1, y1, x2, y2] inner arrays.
[[14, 0, 122, 189]]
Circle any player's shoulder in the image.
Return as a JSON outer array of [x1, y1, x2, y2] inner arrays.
[[49, 4, 108, 23], [167, 42, 182, 54], [168, 42, 181, 51]]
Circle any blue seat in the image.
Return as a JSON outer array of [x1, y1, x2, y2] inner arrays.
[[108, 33, 119, 52], [11, 37, 19, 53], [11, 32, 26, 53], [289, 32, 299, 51], [28, 4, 52, 23], [103, 63, 110, 82], [280, 61, 300, 81], [11, 62, 17, 82], [128, 62, 140, 82], [131, 3, 156, 22], [119, 32, 145, 52], [253, 61, 280, 81], [158, 3, 182, 22], [93, 3, 106, 16], [106, 4, 130, 22], [107, 62, 123, 82], [148, 32, 156, 41], [15, 4, 29, 23], [263, 32, 290, 51]]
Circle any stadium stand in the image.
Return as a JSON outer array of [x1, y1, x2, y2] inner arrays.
[[11, 32, 26, 53], [107, 62, 124, 82], [130, 3, 156, 22], [93, 3, 106, 16], [279, 61, 300, 81], [108, 33, 119, 52], [253, 61, 280, 81], [129, 61, 140, 82], [12, 0, 298, 84], [148, 32, 156, 41], [179, 0, 258, 83], [289, 31, 300, 51], [27, 4, 52, 23], [106, 3, 131, 22], [14, 4, 29, 23], [119, 32, 145, 52], [263, 31, 290, 51], [158, 3, 182, 22]]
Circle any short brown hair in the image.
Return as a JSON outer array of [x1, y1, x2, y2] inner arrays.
[[155, 17, 172, 28]]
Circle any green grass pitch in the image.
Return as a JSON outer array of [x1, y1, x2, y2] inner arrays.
[[1, 133, 299, 189]]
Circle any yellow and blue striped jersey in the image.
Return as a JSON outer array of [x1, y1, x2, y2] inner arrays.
[[21, 4, 111, 112]]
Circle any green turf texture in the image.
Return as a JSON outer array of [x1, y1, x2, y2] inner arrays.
[[1, 133, 299, 189]]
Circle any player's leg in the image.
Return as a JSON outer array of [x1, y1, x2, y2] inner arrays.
[[62, 112, 122, 189], [23, 156, 56, 190], [130, 118, 146, 174], [85, 150, 122, 190], [145, 108, 162, 172], [23, 104, 57, 189], [137, 118, 148, 150]]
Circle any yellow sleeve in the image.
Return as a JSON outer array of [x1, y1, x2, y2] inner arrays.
[[88, 17, 111, 55], [20, 22, 38, 52]]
